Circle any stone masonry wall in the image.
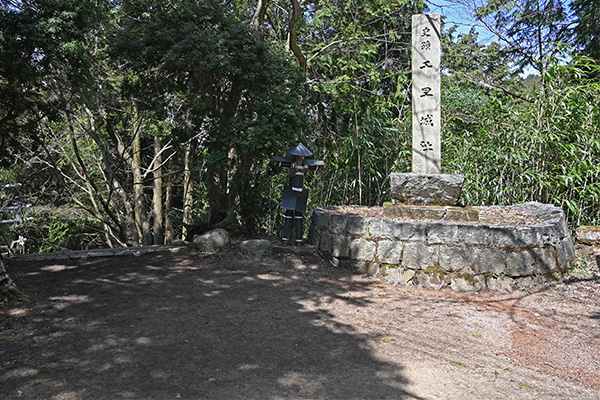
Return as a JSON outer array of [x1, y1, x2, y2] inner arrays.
[[309, 202, 575, 292]]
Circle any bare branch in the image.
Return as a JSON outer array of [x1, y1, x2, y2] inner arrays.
[[287, 0, 307, 72], [251, 0, 269, 29]]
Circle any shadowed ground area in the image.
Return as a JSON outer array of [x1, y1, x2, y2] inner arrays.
[[1, 241, 599, 399]]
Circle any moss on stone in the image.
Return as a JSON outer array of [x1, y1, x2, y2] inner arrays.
[[454, 272, 476, 284]]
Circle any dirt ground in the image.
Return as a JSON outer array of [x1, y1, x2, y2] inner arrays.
[[1, 239, 599, 400]]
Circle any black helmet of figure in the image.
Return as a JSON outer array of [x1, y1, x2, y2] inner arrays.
[[286, 142, 312, 157]]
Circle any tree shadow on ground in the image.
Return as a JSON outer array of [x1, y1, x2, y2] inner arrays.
[[1, 247, 424, 399]]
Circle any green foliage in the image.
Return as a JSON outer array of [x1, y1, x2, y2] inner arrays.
[[570, 0, 600, 61], [16, 209, 106, 252], [444, 54, 600, 228], [0, 0, 110, 146], [113, 0, 305, 231], [300, 0, 421, 209], [1, 0, 600, 245], [474, 0, 571, 78]]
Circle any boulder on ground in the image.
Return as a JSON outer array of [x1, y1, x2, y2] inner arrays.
[[193, 228, 230, 252], [239, 239, 273, 256], [576, 226, 600, 245]]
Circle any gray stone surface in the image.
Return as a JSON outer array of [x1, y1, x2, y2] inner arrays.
[[330, 214, 348, 234], [415, 271, 445, 290], [438, 245, 470, 272], [317, 232, 332, 254], [369, 219, 394, 239], [557, 238, 575, 271], [390, 173, 465, 206], [350, 238, 376, 261], [533, 247, 558, 274], [383, 205, 479, 222], [540, 224, 563, 246], [402, 242, 436, 269], [194, 228, 230, 253], [347, 216, 369, 236], [239, 239, 273, 256], [377, 240, 403, 264], [311, 209, 329, 232], [355, 260, 379, 275], [385, 268, 415, 285], [486, 276, 514, 293], [331, 236, 351, 258], [427, 223, 459, 244], [506, 250, 534, 276], [491, 227, 519, 248], [411, 14, 441, 174], [459, 225, 493, 246], [450, 273, 485, 292], [576, 226, 600, 244], [393, 222, 426, 241], [512, 228, 542, 247], [512, 202, 561, 218], [472, 248, 505, 274], [310, 203, 575, 292]]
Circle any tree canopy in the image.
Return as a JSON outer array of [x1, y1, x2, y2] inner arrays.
[[0, 0, 597, 270]]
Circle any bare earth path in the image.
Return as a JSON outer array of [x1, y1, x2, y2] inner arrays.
[[1, 242, 599, 399]]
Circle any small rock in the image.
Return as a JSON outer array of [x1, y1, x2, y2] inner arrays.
[[193, 228, 230, 252], [239, 239, 273, 256], [486, 275, 514, 293], [576, 226, 600, 245], [450, 273, 485, 292], [385, 268, 415, 285]]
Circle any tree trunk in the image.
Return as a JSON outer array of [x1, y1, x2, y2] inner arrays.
[[131, 122, 152, 246], [206, 161, 230, 226], [251, 0, 269, 29], [0, 259, 20, 302], [105, 116, 141, 246], [164, 176, 173, 244], [182, 142, 195, 240], [152, 136, 164, 245], [229, 150, 252, 222]]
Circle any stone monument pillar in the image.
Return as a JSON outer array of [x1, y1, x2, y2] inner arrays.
[[387, 14, 471, 218], [412, 13, 441, 174]]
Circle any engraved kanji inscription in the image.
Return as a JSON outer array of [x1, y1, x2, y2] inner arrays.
[[420, 60, 433, 69], [420, 141, 434, 151], [419, 114, 434, 126]]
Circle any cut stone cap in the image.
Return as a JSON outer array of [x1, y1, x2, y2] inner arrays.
[[287, 142, 313, 157], [390, 172, 465, 206]]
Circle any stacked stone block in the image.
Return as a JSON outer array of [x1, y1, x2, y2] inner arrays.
[[309, 203, 575, 292]]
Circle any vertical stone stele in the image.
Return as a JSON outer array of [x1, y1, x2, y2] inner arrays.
[[411, 13, 441, 174], [389, 13, 467, 209]]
